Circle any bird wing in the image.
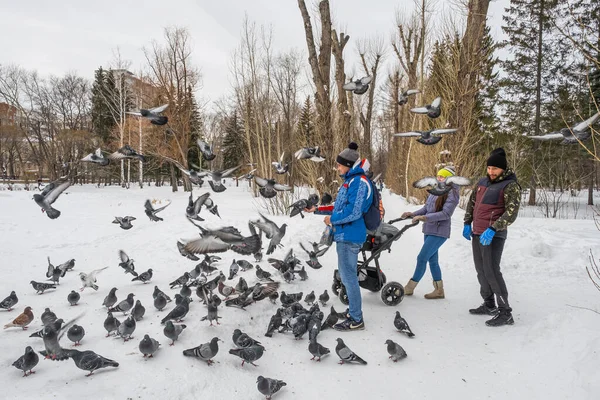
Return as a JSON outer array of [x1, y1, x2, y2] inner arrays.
[[254, 176, 268, 188], [149, 104, 168, 114], [183, 236, 231, 254], [342, 82, 358, 91], [220, 165, 241, 178], [279, 152, 285, 163], [360, 76, 372, 85], [410, 106, 429, 113], [528, 133, 564, 141], [119, 250, 130, 263], [393, 131, 422, 137], [271, 162, 279, 167], [144, 199, 155, 212], [273, 183, 292, 191], [193, 192, 210, 215], [44, 180, 71, 205], [431, 97, 442, 108], [46, 258, 54, 278], [573, 112, 600, 132], [310, 156, 325, 162], [315, 244, 331, 257], [125, 111, 142, 116], [88, 267, 108, 281], [372, 172, 382, 182], [431, 128, 457, 136], [412, 177, 438, 189], [446, 176, 472, 186], [299, 242, 311, 255], [153, 200, 171, 213], [406, 89, 420, 95]]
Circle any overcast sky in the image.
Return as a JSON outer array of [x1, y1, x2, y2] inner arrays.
[[1, 0, 508, 107]]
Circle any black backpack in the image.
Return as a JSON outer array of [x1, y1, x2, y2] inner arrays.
[[362, 175, 382, 231]]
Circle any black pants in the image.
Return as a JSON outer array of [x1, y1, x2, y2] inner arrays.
[[471, 235, 511, 312]]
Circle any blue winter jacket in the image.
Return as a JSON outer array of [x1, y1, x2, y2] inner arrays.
[[315, 161, 373, 244], [412, 185, 459, 238]]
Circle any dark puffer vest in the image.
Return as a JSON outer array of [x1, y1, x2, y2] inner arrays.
[[472, 174, 518, 237]]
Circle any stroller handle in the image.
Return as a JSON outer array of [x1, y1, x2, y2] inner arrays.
[[387, 216, 417, 225]]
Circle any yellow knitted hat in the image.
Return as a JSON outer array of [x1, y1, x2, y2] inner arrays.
[[437, 166, 455, 178]]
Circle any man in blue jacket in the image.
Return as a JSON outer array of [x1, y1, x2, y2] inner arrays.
[[305, 142, 373, 331]]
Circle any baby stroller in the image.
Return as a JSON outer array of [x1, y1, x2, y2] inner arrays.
[[331, 218, 419, 306]]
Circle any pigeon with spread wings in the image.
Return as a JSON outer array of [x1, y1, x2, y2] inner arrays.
[[144, 199, 171, 222], [197, 139, 216, 161], [412, 175, 472, 196], [81, 148, 110, 166], [398, 89, 420, 106], [254, 177, 292, 199], [108, 145, 145, 162], [126, 103, 168, 125], [410, 97, 442, 119], [272, 152, 289, 175], [394, 128, 457, 146], [202, 166, 241, 193], [528, 112, 599, 144], [342, 76, 372, 95], [294, 146, 325, 162], [33, 178, 71, 219]]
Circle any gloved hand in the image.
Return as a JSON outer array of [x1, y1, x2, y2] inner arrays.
[[401, 212, 413, 219], [479, 227, 496, 246], [412, 215, 426, 223], [462, 224, 472, 241]]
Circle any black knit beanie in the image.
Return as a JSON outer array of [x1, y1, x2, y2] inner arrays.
[[336, 142, 360, 168], [487, 147, 507, 170]]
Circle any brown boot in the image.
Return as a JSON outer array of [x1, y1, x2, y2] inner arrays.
[[404, 279, 418, 296], [424, 280, 444, 299]]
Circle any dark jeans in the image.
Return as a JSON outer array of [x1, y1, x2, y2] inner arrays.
[[471, 235, 511, 312]]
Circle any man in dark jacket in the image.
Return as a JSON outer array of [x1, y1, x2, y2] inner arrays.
[[463, 148, 521, 327], [305, 142, 373, 331]]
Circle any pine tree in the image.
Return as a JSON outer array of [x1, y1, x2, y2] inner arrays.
[[222, 112, 245, 170], [90, 67, 116, 144], [185, 85, 203, 169], [297, 96, 314, 143]]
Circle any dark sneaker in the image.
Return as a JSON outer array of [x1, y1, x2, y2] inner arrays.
[[334, 318, 365, 331], [485, 311, 514, 327], [469, 303, 499, 316]]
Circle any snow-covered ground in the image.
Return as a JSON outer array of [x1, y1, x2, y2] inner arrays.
[[1, 184, 599, 400]]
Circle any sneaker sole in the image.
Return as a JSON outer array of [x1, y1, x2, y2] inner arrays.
[[333, 325, 365, 331]]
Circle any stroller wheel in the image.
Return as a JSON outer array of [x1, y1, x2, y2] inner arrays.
[[381, 282, 404, 306], [338, 285, 349, 305]]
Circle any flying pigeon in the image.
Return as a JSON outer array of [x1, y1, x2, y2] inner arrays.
[[342, 76, 372, 95], [257, 376, 287, 399], [410, 96, 442, 118], [113, 216, 136, 230], [183, 337, 221, 365], [79, 267, 108, 291], [131, 268, 153, 284], [254, 176, 292, 199], [144, 199, 171, 222], [394, 311, 415, 337], [57, 258, 76, 274], [67, 324, 85, 346], [163, 156, 206, 185], [183, 223, 261, 256], [108, 145, 146, 162], [385, 339, 408, 362], [335, 338, 367, 365], [81, 148, 110, 166], [412, 175, 472, 196], [39, 314, 82, 360], [252, 213, 287, 255], [46, 257, 66, 285], [197, 139, 216, 161], [67, 290, 80, 306], [300, 242, 330, 269], [65, 349, 119, 376], [30, 281, 56, 294], [289, 195, 319, 218], [202, 166, 241, 192], [126, 103, 168, 125], [294, 146, 325, 162], [394, 128, 457, 146], [118, 250, 137, 276], [163, 321, 187, 345], [398, 89, 420, 105], [4, 306, 33, 329], [528, 112, 599, 144], [32, 178, 70, 219], [0, 291, 18, 311], [272, 152, 289, 175], [12, 346, 39, 377], [139, 334, 161, 358]]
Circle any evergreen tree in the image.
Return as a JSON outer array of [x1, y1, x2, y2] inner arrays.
[[90, 67, 116, 144], [221, 112, 245, 170], [297, 96, 314, 143], [185, 85, 203, 169]]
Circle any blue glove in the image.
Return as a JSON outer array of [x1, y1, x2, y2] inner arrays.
[[462, 225, 472, 241], [479, 227, 496, 246]]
